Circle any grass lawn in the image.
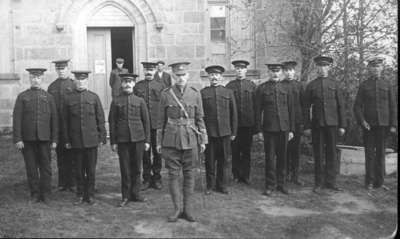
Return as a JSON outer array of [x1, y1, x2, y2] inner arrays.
[[0, 135, 397, 238]]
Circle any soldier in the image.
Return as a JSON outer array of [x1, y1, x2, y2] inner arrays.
[[201, 65, 238, 195], [13, 68, 58, 203], [154, 60, 172, 87], [134, 62, 165, 190], [353, 57, 397, 190], [63, 70, 107, 205], [225, 60, 257, 184], [255, 63, 295, 196], [48, 59, 76, 192], [303, 56, 346, 194], [109, 73, 151, 207], [281, 61, 305, 185], [156, 62, 208, 222], [109, 57, 129, 99]]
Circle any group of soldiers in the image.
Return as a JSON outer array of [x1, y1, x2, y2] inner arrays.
[[12, 54, 397, 222]]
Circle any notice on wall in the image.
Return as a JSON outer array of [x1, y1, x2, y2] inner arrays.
[[94, 60, 105, 74]]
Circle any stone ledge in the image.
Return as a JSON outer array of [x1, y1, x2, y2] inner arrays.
[[0, 73, 20, 81]]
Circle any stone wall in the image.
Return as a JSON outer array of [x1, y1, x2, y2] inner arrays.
[[0, 0, 298, 129]]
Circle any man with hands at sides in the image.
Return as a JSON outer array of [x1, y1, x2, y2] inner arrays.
[[109, 73, 151, 207]]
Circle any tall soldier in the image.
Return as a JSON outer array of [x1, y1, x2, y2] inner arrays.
[[109, 57, 129, 99], [109, 73, 151, 207], [353, 57, 397, 190], [48, 59, 76, 192], [201, 65, 238, 195], [154, 60, 172, 87], [281, 61, 304, 185], [225, 60, 257, 184], [303, 56, 347, 194], [255, 63, 295, 196], [13, 68, 58, 203], [156, 62, 208, 223], [134, 62, 165, 190], [63, 71, 107, 205]]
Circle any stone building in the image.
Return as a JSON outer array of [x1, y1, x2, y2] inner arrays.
[[0, 0, 300, 130]]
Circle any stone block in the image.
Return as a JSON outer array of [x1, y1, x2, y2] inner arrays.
[[149, 46, 166, 58], [183, 12, 204, 23], [0, 111, 12, 127], [24, 47, 64, 60], [196, 45, 205, 57], [176, 34, 203, 45], [0, 99, 15, 110], [166, 45, 195, 58], [174, 0, 194, 11]]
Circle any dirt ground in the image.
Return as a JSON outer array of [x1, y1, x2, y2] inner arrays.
[[0, 135, 397, 238]]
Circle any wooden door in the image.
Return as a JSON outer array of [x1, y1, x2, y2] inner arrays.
[[87, 28, 112, 120]]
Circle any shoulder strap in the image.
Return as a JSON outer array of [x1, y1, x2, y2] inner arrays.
[[169, 88, 189, 118]]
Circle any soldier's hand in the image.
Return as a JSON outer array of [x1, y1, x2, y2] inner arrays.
[[65, 143, 71, 149], [362, 121, 371, 131], [15, 141, 24, 150], [144, 143, 150, 151], [51, 142, 57, 149], [390, 127, 397, 134], [338, 128, 346, 136], [288, 132, 294, 141], [230, 135, 236, 141], [111, 144, 117, 152], [200, 144, 206, 153], [258, 133, 264, 141], [303, 129, 311, 136], [156, 145, 162, 154]]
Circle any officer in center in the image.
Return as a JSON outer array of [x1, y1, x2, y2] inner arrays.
[[156, 62, 208, 223]]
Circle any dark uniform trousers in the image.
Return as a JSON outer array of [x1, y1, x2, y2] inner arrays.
[[231, 127, 253, 181], [117, 142, 144, 199], [205, 136, 231, 190], [287, 132, 301, 179], [48, 78, 75, 188], [73, 147, 97, 199], [263, 132, 288, 188], [143, 129, 162, 182], [22, 141, 52, 196], [363, 127, 388, 187], [311, 126, 338, 187]]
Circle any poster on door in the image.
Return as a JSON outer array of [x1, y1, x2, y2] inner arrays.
[[94, 60, 106, 74]]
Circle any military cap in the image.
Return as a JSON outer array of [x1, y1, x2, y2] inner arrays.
[[26, 68, 47, 75], [116, 58, 125, 63], [141, 62, 157, 69], [282, 61, 297, 70], [367, 57, 384, 66], [313, 55, 333, 66], [232, 60, 250, 68], [156, 60, 165, 65], [169, 62, 190, 75], [205, 65, 225, 74], [52, 59, 70, 68], [119, 73, 139, 82], [265, 63, 283, 71], [71, 70, 91, 80]]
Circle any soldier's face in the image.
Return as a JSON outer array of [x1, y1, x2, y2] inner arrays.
[[121, 80, 135, 94], [157, 63, 164, 72], [75, 78, 88, 91], [269, 69, 282, 81], [235, 66, 247, 79], [116, 62, 124, 69], [284, 68, 296, 80], [368, 65, 383, 77], [56, 66, 69, 79], [144, 68, 156, 80], [174, 73, 189, 86], [209, 73, 222, 86], [317, 65, 330, 77], [29, 74, 43, 88]]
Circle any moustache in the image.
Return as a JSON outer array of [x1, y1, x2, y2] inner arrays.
[[145, 73, 152, 76]]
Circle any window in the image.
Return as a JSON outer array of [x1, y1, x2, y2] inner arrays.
[[209, 6, 226, 43]]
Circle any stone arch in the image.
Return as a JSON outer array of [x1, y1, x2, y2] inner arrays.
[[57, 0, 165, 70]]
